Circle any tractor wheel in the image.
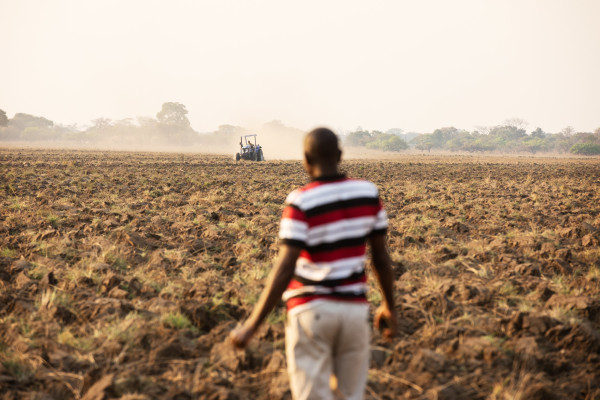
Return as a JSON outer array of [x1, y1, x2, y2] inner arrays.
[[252, 151, 258, 161], [235, 153, 240, 161], [257, 149, 264, 161]]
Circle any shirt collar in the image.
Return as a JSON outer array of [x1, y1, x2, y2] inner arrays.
[[311, 173, 347, 182]]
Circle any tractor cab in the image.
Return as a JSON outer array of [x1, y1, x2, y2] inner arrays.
[[235, 134, 264, 161]]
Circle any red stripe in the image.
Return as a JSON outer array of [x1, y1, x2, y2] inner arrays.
[[281, 206, 306, 221], [286, 274, 367, 291], [287, 279, 304, 290], [297, 178, 348, 193], [287, 295, 367, 311], [300, 244, 366, 263], [307, 205, 381, 227]]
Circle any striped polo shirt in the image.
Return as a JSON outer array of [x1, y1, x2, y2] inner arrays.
[[279, 174, 388, 313]]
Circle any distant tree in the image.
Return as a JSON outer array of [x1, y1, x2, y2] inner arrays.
[[137, 116, 157, 128], [570, 143, 600, 155], [216, 124, 247, 136], [385, 128, 404, 136], [156, 102, 191, 128], [561, 126, 575, 137], [0, 109, 7, 127], [346, 129, 372, 147], [2, 113, 55, 141], [430, 127, 459, 149], [487, 125, 527, 151], [523, 137, 545, 154], [552, 134, 572, 153], [489, 125, 526, 140], [412, 134, 435, 153], [10, 113, 53, 129], [382, 135, 408, 151], [463, 137, 497, 153], [155, 102, 198, 145], [91, 117, 112, 130], [530, 127, 546, 139], [503, 118, 529, 131], [446, 131, 474, 151], [365, 132, 408, 152], [474, 125, 493, 135]]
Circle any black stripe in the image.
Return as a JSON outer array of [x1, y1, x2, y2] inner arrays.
[[288, 291, 367, 300], [293, 270, 366, 288], [304, 196, 380, 218], [311, 174, 346, 182], [280, 238, 306, 248], [307, 236, 366, 253]]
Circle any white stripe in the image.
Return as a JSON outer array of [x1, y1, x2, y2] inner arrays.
[[373, 209, 389, 230], [295, 256, 366, 281], [306, 216, 377, 246], [293, 181, 378, 210], [279, 218, 308, 241], [302, 188, 378, 211], [285, 189, 302, 205], [282, 282, 367, 302], [334, 282, 368, 293]]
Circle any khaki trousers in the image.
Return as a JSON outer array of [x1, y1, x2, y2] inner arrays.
[[285, 300, 370, 400]]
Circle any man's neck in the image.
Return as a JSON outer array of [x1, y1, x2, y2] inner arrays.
[[310, 164, 341, 180]]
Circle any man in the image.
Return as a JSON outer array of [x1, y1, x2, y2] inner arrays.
[[231, 127, 397, 400]]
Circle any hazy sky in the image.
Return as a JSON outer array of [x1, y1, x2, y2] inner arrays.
[[2, 0, 599, 133]]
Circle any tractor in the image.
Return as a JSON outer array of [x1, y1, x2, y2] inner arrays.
[[235, 134, 264, 161]]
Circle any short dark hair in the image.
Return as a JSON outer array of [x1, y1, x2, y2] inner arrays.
[[304, 127, 341, 165]]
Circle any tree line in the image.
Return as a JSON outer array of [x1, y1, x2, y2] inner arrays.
[[1, 106, 599, 155], [0, 103, 199, 147], [344, 123, 600, 155]]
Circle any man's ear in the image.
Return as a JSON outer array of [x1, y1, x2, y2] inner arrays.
[[304, 152, 313, 165]]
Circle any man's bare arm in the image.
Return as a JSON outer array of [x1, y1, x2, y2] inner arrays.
[[230, 244, 301, 348], [368, 233, 398, 340]]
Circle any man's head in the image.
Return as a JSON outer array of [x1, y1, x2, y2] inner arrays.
[[303, 127, 342, 178]]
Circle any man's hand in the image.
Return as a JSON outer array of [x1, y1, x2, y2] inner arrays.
[[230, 323, 255, 349], [369, 234, 397, 341], [228, 244, 301, 350], [374, 305, 397, 340]]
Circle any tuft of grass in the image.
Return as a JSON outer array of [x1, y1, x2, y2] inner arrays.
[[0, 248, 17, 258], [9, 197, 26, 210], [46, 213, 62, 228], [490, 370, 551, 400], [586, 266, 600, 282], [367, 288, 382, 304], [162, 312, 196, 332], [2, 358, 34, 382], [551, 275, 572, 295], [160, 282, 183, 299], [58, 328, 79, 348], [103, 251, 128, 270], [28, 263, 49, 280], [36, 289, 72, 311], [148, 189, 163, 198], [267, 309, 286, 325], [548, 307, 582, 326], [499, 282, 518, 297], [94, 313, 145, 345]]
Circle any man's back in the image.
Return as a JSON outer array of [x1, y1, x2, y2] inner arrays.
[[230, 127, 397, 400], [279, 175, 388, 312]]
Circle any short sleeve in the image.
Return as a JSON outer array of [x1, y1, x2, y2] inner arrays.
[[279, 204, 308, 248], [370, 197, 388, 236]]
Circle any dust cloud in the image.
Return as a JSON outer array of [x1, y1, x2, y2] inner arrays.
[[1, 117, 405, 161]]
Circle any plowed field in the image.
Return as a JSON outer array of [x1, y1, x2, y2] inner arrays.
[[1, 149, 599, 399]]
